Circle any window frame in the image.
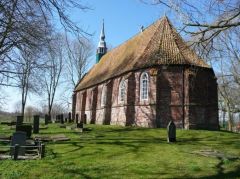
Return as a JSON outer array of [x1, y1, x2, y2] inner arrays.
[[118, 79, 127, 103], [101, 85, 107, 107], [140, 72, 149, 101]]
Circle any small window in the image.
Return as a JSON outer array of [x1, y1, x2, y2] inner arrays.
[[140, 72, 149, 100], [101, 85, 107, 106], [119, 79, 127, 102]]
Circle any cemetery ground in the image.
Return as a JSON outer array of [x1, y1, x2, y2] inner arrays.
[[0, 122, 240, 178]]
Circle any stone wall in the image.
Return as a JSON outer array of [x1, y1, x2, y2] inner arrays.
[[73, 65, 219, 130]]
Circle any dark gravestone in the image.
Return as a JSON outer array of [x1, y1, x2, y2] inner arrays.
[[33, 115, 40, 134], [60, 114, 64, 124], [16, 116, 23, 126], [167, 121, 176, 142], [65, 118, 68, 123], [10, 131, 27, 156], [76, 114, 79, 124], [77, 122, 83, 129], [44, 114, 49, 125], [68, 112, 72, 123], [16, 125, 32, 138], [83, 114, 87, 124]]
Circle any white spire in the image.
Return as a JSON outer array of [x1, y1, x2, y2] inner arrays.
[[98, 19, 106, 48]]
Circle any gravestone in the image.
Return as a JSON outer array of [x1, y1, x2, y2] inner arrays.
[[44, 114, 49, 125], [33, 115, 40, 134], [77, 122, 83, 129], [60, 114, 64, 124], [16, 116, 23, 126], [167, 121, 176, 142], [83, 114, 87, 124], [10, 131, 27, 156], [65, 118, 68, 123], [68, 112, 72, 123], [16, 125, 32, 138], [76, 114, 79, 124]]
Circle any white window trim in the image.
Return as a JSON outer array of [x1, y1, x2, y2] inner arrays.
[[118, 79, 127, 103], [101, 85, 107, 107], [140, 72, 149, 101]]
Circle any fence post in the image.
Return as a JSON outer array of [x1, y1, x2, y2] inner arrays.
[[13, 144, 19, 160], [40, 144, 45, 159]]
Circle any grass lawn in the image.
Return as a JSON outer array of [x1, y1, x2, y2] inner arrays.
[[0, 123, 240, 179]]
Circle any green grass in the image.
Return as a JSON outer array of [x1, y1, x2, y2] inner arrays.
[[0, 123, 240, 179]]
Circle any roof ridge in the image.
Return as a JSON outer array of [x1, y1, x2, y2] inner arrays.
[[137, 17, 166, 64], [164, 17, 186, 61]]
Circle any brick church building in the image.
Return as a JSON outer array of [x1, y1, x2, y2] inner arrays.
[[72, 16, 219, 130]]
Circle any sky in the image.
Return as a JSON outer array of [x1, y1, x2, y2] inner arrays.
[[2, 0, 187, 112]]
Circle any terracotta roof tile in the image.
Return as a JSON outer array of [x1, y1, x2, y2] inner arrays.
[[75, 16, 210, 91]]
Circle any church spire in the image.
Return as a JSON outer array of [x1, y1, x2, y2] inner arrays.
[[96, 19, 107, 63]]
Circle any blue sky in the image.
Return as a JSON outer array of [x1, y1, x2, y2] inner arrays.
[[3, 1, 188, 112]]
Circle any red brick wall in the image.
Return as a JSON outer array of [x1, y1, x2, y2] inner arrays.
[[73, 65, 219, 130]]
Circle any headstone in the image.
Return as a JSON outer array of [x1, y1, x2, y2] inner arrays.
[[16, 116, 23, 126], [10, 131, 27, 156], [44, 114, 49, 125], [68, 112, 72, 123], [16, 125, 32, 138], [167, 121, 176, 142], [33, 115, 40, 134], [77, 121, 83, 129], [60, 114, 64, 124], [83, 114, 87, 124], [76, 114, 79, 124], [65, 118, 68, 123]]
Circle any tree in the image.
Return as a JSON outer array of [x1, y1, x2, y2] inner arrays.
[[42, 35, 64, 118], [65, 37, 93, 88], [141, 0, 240, 55], [0, 0, 90, 86], [14, 46, 43, 117]]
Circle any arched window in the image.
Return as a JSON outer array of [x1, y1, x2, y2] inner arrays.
[[140, 72, 149, 100], [101, 85, 107, 106], [119, 79, 127, 102]]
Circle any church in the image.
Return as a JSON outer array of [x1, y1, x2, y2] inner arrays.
[[72, 16, 219, 130]]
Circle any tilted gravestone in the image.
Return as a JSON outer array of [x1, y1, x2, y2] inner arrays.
[[68, 112, 72, 123], [16, 116, 23, 126], [16, 125, 32, 138], [33, 115, 40, 134], [10, 131, 27, 156], [167, 121, 176, 142]]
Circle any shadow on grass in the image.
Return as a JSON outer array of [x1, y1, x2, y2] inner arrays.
[[198, 166, 240, 179]]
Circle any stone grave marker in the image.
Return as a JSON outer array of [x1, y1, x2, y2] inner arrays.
[[83, 114, 87, 124], [10, 131, 27, 156], [76, 114, 79, 124], [60, 114, 64, 124], [167, 121, 176, 142], [44, 114, 49, 125], [16, 116, 23, 126], [33, 115, 40, 134], [68, 112, 72, 122], [16, 125, 32, 138]]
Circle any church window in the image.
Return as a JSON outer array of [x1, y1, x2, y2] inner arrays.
[[140, 72, 149, 100], [119, 79, 127, 103], [101, 85, 107, 106]]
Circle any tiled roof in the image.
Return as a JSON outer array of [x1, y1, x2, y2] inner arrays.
[[75, 16, 210, 91]]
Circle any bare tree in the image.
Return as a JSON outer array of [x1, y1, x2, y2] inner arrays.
[[141, 0, 240, 55], [0, 0, 90, 86], [42, 35, 64, 118], [65, 37, 93, 88], [14, 47, 42, 117]]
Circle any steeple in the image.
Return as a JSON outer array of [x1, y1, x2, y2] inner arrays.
[[96, 19, 107, 63]]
